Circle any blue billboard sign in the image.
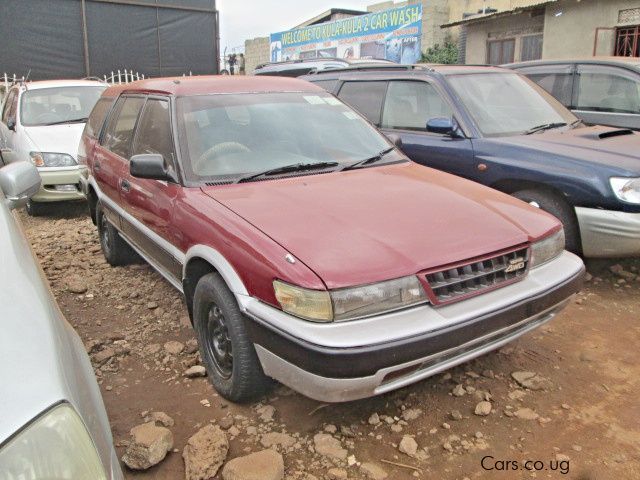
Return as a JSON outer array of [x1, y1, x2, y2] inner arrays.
[[270, 4, 423, 64]]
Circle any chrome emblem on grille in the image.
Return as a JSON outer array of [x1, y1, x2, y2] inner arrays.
[[505, 257, 526, 273]]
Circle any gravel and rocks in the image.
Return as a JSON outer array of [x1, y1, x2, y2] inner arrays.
[[122, 422, 173, 470], [182, 425, 228, 480], [221, 449, 284, 480]]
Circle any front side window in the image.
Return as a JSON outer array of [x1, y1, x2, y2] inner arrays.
[[337, 81, 388, 125], [20, 86, 105, 126], [102, 96, 145, 159], [520, 64, 574, 106], [381, 81, 453, 131], [447, 72, 576, 137], [84, 97, 114, 139], [575, 65, 640, 114], [132, 99, 175, 162], [177, 92, 394, 182]]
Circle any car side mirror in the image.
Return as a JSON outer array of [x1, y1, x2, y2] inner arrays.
[[130, 154, 175, 182], [426, 117, 456, 135], [0, 161, 41, 210], [386, 133, 403, 148], [7, 117, 16, 131]]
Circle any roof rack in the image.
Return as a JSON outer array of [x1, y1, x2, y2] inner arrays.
[[307, 63, 434, 75]]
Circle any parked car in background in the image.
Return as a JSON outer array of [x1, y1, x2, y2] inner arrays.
[[0, 79, 106, 215], [303, 66, 640, 257], [81, 76, 584, 403], [254, 57, 397, 77], [0, 161, 123, 479], [504, 57, 640, 130]]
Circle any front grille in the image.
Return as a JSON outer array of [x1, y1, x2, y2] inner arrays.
[[424, 247, 529, 305]]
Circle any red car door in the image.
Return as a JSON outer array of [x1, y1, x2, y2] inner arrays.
[[118, 96, 183, 282], [94, 95, 145, 224]]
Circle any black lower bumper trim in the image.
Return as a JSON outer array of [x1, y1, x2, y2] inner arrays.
[[244, 268, 584, 379]]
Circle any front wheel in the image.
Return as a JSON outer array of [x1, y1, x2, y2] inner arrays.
[[96, 202, 138, 266], [193, 272, 272, 402], [25, 200, 44, 216], [512, 189, 581, 255]]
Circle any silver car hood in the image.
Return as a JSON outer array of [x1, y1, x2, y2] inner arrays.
[[0, 192, 121, 478]]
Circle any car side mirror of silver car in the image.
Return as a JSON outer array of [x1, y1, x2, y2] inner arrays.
[[130, 154, 176, 182], [0, 162, 41, 210]]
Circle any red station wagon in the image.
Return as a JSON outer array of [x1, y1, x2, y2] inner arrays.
[[79, 76, 585, 402]]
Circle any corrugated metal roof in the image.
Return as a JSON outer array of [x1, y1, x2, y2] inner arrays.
[[441, 0, 557, 28]]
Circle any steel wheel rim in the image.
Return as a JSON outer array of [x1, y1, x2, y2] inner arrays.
[[204, 303, 233, 379]]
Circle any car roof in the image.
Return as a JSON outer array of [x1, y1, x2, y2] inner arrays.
[[104, 75, 325, 97], [303, 64, 515, 81], [21, 79, 107, 90], [504, 57, 640, 70], [256, 57, 393, 69]]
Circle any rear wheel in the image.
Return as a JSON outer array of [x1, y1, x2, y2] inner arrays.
[[512, 189, 581, 255], [96, 202, 138, 266], [193, 272, 272, 402]]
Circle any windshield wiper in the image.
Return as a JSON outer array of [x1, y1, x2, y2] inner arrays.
[[340, 147, 395, 172], [524, 122, 568, 135], [235, 161, 339, 183], [44, 117, 89, 126], [569, 119, 583, 128]]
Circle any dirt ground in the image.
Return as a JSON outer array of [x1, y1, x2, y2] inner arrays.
[[19, 203, 640, 480]]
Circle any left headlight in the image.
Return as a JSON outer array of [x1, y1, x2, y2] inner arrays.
[[273, 276, 428, 322], [610, 177, 640, 204], [530, 229, 565, 268], [0, 403, 108, 480], [30, 152, 77, 168]]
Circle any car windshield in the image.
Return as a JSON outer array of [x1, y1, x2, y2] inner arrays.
[[20, 86, 106, 127], [177, 92, 395, 182], [446, 72, 577, 137]]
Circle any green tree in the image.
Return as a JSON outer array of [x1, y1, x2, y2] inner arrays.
[[421, 40, 459, 65]]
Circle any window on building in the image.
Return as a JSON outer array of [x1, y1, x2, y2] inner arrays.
[[615, 25, 640, 57], [337, 81, 388, 125], [487, 39, 515, 65], [521, 35, 543, 62], [575, 65, 640, 114], [381, 81, 453, 131]]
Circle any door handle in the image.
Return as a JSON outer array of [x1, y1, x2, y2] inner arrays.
[[121, 179, 131, 192]]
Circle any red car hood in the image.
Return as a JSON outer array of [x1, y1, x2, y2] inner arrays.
[[202, 162, 559, 289]]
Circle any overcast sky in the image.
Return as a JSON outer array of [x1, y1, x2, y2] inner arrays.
[[217, 0, 375, 53]]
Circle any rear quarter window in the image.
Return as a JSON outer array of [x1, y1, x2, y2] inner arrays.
[[337, 81, 388, 125]]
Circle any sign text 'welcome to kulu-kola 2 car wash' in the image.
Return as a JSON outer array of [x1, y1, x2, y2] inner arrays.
[[270, 4, 423, 64]]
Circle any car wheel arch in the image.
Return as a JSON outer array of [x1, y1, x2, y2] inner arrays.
[[182, 245, 249, 322], [491, 179, 571, 203]]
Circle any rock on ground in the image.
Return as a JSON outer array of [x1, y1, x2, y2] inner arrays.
[[514, 407, 540, 420], [66, 275, 88, 294], [313, 433, 347, 460], [361, 462, 388, 479], [222, 449, 284, 480], [164, 340, 185, 355], [260, 432, 295, 449], [327, 467, 348, 479], [511, 371, 552, 391], [122, 422, 173, 470], [183, 425, 229, 480], [184, 365, 207, 378], [475, 401, 492, 416], [399, 435, 418, 457], [146, 411, 174, 427]]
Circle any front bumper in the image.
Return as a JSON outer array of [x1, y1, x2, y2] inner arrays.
[[576, 207, 640, 257], [240, 251, 585, 402], [32, 167, 86, 203]]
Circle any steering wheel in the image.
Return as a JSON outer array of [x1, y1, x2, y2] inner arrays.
[[34, 112, 63, 123], [195, 142, 251, 173]]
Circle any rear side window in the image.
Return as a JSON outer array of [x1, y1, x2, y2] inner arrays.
[[132, 99, 175, 162], [102, 96, 145, 159], [519, 64, 574, 106], [382, 81, 453, 131], [309, 79, 339, 93], [84, 97, 114, 139], [575, 65, 640, 114], [337, 81, 387, 125]]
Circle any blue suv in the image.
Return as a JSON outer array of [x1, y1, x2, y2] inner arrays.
[[302, 65, 640, 257]]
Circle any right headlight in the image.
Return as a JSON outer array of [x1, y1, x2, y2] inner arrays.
[[530, 229, 565, 268], [610, 177, 640, 204], [30, 152, 77, 168], [273, 275, 428, 322], [0, 403, 107, 480]]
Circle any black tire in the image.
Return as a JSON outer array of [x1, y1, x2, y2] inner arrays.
[[96, 202, 138, 266], [193, 272, 272, 402], [512, 189, 581, 254], [25, 200, 44, 216]]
